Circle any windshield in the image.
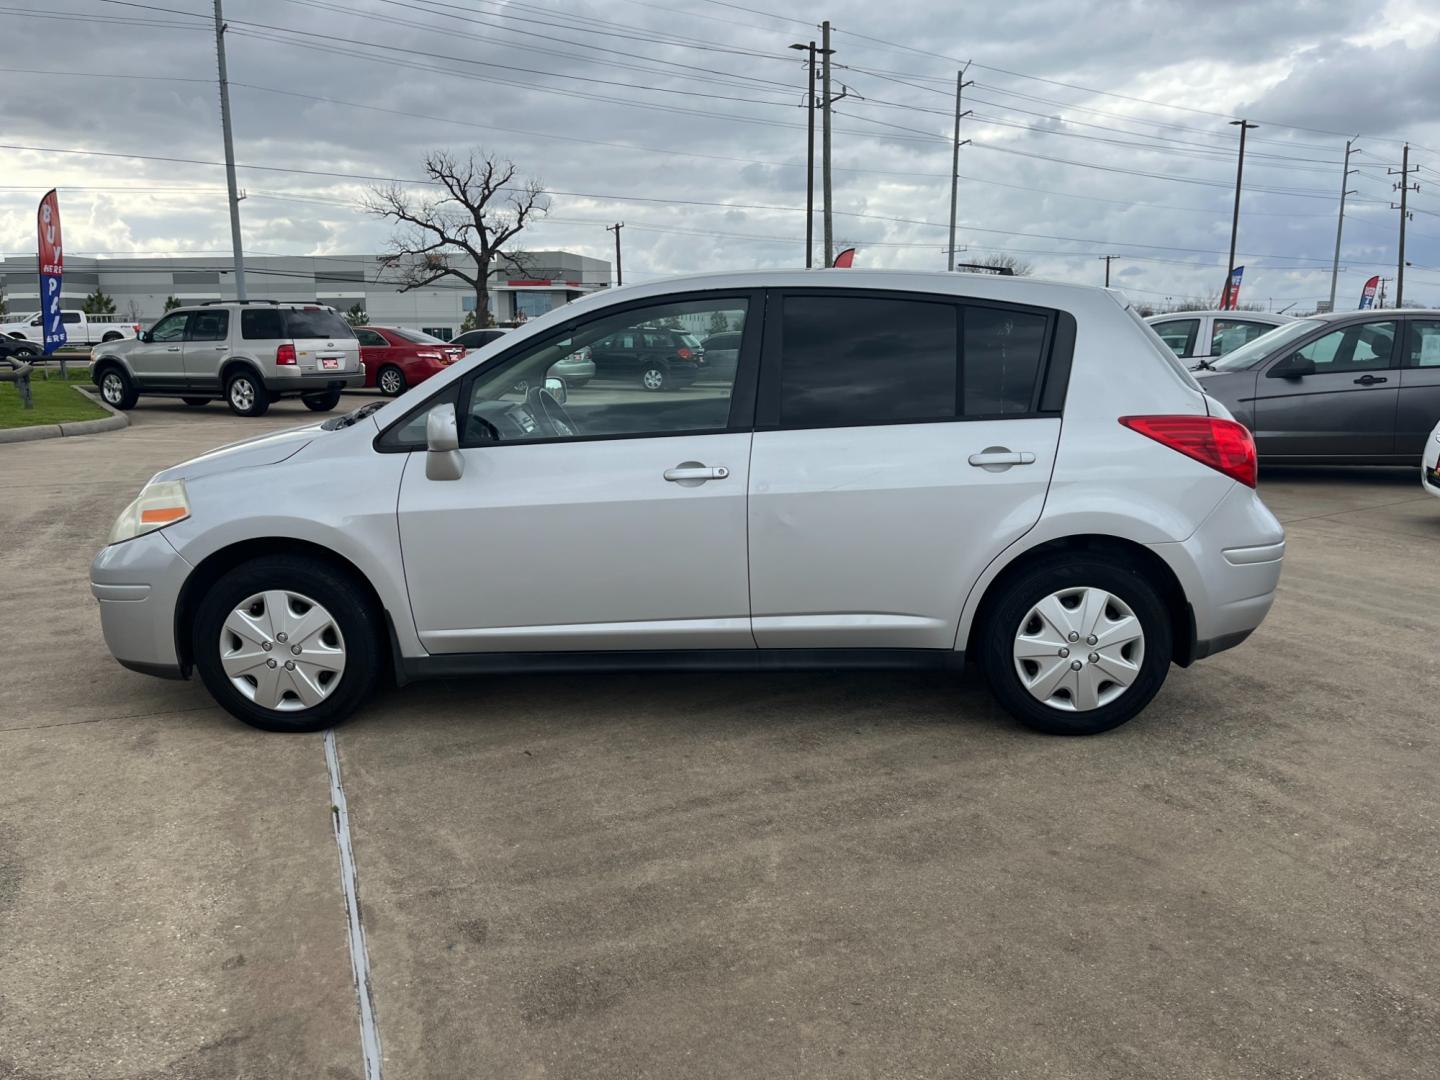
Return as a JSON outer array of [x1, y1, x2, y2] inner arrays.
[[1208, 319, 1323, 371], [394, 328, 447, 345]]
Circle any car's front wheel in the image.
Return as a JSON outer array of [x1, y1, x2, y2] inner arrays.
[[640, 364, 668, 391], [192, 555, 381, 732], [97, 367, 138, 409], [225, 371, 269, 417], [981, 553, 1172, 735]]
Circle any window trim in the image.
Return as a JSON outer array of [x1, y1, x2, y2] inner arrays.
[[754, 287, 1068, 432], [373, 288, 764, 454]]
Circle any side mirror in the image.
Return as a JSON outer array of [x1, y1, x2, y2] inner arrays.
[[138, 330, 152, 344], [425, 403, 464, 481], [543, 375, 567, 404], [1269, 354, 1315, 379], [30, 317, 41, 327]]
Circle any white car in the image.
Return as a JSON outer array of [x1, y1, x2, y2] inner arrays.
[[1145, 310, 1295, 369], [90, 270, 1285, 737], [1424, 419, 1440, 498], [1, 309, 139, 347]]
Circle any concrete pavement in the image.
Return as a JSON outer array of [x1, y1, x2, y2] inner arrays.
[[1, 396, 1437, 1078]]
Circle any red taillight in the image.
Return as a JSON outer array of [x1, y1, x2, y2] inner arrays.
[[275, 343, 297, 366], [676, 346, 693, 361], [1119, 415, 1256, 488]]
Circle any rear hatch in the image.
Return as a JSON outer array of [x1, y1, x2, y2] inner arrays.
[[284, 307, 360, 374]]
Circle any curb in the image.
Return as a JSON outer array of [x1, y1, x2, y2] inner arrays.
[[0, 384, 130, 444]]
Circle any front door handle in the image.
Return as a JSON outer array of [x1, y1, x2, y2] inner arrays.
[[213, 345, 228, 351], [664, 462, 729, 484], [968, 448, 1036, 471], [165, 346, 181, 352], [1353, 374, 1388, 385]]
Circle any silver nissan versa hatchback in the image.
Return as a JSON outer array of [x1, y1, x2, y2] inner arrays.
[[91, 270, 1285, 736]]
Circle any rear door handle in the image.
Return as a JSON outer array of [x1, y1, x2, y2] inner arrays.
[[968, 448, 1036, 469], [165, 346, 181, 352], [1353, 374, 1388, 385], [664, 463, 729, 483]]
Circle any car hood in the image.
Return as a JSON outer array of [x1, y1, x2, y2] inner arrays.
[[151, 422, 323, 483]]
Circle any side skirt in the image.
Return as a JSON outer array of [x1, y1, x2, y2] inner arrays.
[[399, 648, 967, 681]]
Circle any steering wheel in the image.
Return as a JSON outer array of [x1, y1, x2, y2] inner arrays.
[[525, 385, 580, 438]]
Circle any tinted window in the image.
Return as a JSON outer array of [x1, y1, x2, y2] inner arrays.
[[1211, 319, 1322, 371], [1211, 319, 1273, 356], [1293, 321, 1396, 374], [285, 309, 354, 339], [354, 328, 387, 347], [241, 309, 284, 340], [187, 309, 228, 341], [779, 296, 957, 427], [62, 312, 82, 325], [1151, 318, 1199, 358], [149, 312, 189, 343], [964, 306, 1047, 416], [1406, 321, 1440, 368], [705, 333, 741, 349]]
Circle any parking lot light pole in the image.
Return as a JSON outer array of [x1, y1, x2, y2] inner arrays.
[[606, 222, 624, 287], [1328, 139, 1359, 313], [1223, 119, 1257, 310], [212, 0, 247, 302]]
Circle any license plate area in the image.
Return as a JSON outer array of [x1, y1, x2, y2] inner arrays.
[[320, 357, 342, 370]]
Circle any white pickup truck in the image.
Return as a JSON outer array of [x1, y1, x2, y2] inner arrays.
[[1, 309, 140, 348]]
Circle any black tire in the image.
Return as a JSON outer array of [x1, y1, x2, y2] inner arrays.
[[192, 555, 382, 733], [980, 553, 1173, 736], [377, 365, 407, 397], [182, 397, 210, 408], [97, 366, 139, 410], [225, 370, 269, 417], [12, 342, 39, 358], [302, 391, 342, 412], [102, 332, 123, 342], [639, 364, 668, 392]]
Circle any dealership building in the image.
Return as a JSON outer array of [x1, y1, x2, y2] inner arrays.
[[0, 250, 612, 340]]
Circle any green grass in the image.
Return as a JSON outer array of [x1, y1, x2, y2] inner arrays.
[[0, 369, 109, 430]]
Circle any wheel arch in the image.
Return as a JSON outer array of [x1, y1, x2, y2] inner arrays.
[[90, 355, 130, 384], [173, 538, 394, 679], [962, 534, 1195, 668], [220, 357, 267, 389]]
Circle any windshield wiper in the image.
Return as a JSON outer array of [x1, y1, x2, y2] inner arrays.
[[1192, 358, 1215, 372], [321, 401, 384, 430]]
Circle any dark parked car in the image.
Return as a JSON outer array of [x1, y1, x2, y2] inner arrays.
[[1195, 309, 1440, 463], [589, 327, 703, 391], [700, 330, 741, 376], [450, 328, 509, 350]]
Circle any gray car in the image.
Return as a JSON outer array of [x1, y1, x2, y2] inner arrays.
[[1194, 309, 1440, 463]]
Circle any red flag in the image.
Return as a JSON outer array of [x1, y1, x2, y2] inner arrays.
[[833, 247, 856, 268], [37, 189, 67, 353]]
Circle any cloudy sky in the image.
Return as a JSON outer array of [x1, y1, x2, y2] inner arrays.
[[2, 0, 1439, 309]]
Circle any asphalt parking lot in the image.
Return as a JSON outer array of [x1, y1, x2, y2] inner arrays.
[[2, 395, 1438, 1079]]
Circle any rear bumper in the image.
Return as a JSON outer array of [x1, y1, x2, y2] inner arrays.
[[90, 530, 192, 676], [1148, 484, 1285, 660]]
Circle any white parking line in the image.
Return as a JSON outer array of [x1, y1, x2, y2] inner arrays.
[[324, 728, 384, 1080]]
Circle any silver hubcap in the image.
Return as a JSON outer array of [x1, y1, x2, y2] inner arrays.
[[230, 379, 255, 410], [642, 369, 663, 390], [219, 590, 346, 712], [380, 370, 402, 394], [1012, 587, 1144, 712], [101, 373, 123, 404]]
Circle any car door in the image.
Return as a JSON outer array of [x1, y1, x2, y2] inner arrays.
[[589, 331, 641, 381], [747, 289, 1068, 650], [182, 308, 229, 392], [1150, 317, 1200, 359], [1397, 318, 1440, 458], [1252, 319, 1400, 458], [354, 327, 390, 382], [394, 291, 760, 653], [129, 311, 191, 387]]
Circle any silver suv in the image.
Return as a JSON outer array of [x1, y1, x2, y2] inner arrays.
[[90, 301, 364, 417]]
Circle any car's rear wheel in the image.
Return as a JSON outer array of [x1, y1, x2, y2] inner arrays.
[[640, 364, 668, 391], [377, 365, 406, 397], [302, 391, 342, 412], [192, 555, 381, 733], [981, 553, 1172, 735], [98, 367, 138, 409], [225, 371, 269, 417], [182, 397, 210, 407], [102, 332, 122, 342]]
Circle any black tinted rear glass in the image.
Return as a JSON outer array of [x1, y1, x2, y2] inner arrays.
[[240, 309, 284, 340], [285, 309, 354, 339], [963, 307, 1048, 416]]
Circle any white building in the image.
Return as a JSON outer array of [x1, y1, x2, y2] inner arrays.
[[0, 250, 611, 340]]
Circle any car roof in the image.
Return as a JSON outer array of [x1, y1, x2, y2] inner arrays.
[[1308, 308, 1435, 323], [1144, 310, 1293, 322]]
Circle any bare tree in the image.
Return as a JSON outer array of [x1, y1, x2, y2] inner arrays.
[[365, 150, 548, 328], [969, 253, 1033, 277]]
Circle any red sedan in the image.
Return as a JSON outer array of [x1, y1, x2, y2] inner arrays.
[[354, 326, 466, 396]]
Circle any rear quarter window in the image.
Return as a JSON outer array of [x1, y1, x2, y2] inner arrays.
[[285, 309, 355, 339], [240, 309, 284, 340]]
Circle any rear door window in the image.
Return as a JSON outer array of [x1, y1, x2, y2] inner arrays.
[[1150, 318, 1199, 357], [963, 306, 1049, 416], [187, 309, 228, 341], [1405, 321, 1440, 367], [1211, 319, 1272, 356], [354, 328, 388, 347]]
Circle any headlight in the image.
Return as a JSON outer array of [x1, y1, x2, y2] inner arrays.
[[107, 479, 190, 546]]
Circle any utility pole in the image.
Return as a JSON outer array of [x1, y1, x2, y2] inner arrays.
[[212, 0, 247, 301], [1389, 143, 1420, 307], [1376, 277, 1390, 309], [789, 41, 818, 268], [606, 223, 624, 286], [1099, 255, 1117, 287], [946, 68, 973, 271], [1222, 119, 1257, 309], [1328, 139, 1359, 312], [819, 21, 849, 268]]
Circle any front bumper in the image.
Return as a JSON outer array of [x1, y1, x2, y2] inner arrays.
[[90, 530, 192, 678], [1148, 484, 1285, 662], [1423, 438, 1440, 497]]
